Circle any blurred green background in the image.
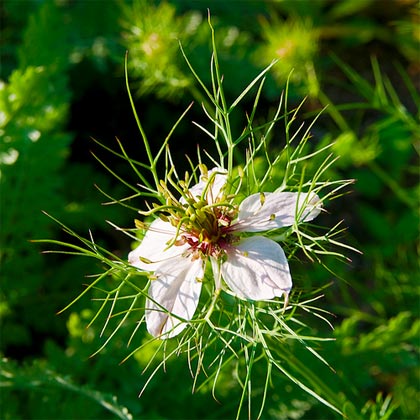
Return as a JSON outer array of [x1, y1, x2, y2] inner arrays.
[[1, 0, 419, 419]]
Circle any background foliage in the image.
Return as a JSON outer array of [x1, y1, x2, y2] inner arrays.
[[1, 0, 418, 419]]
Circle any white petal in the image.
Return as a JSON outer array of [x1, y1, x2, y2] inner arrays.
[[146, 256, 204, 338], [128, 218, 187, 271], [186, 167, 227, 204], [234, 191, 321, 232], [221, 236, 292, 300]]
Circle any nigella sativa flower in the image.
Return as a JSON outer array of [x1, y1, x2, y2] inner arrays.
[[129, 168, 321, 338]]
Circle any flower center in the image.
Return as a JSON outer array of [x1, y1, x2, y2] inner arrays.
[[153, 170, 237, 260], [172, 198, 236, 259]]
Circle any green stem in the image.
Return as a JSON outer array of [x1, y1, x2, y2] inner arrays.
[[125, 53, 159, 190]]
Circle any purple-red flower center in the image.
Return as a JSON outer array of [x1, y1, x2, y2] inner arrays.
[[173, 207, 236, 260]]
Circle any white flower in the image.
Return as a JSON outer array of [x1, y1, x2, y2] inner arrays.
[[129, 168, 321, 338]]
